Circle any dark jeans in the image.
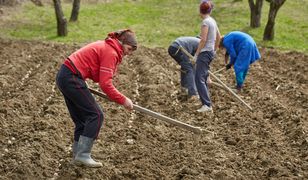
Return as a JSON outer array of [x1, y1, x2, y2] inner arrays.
[[168, 46, 197, 96], [195, 51, 214, 106], [56, 65, 104, 141]]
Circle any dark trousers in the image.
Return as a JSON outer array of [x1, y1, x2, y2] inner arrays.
[[168, 46, 197, 96], [195, 51, 214, 106], [56, 65, 104, 141]]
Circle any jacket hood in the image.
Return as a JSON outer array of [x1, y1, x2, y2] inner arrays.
[[105, 38, 124, 62]]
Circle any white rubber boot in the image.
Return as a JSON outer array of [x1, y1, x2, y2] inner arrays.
[[70, 141, 78, 164], [74, 136, 102, 168], [72, 141, 78, 158]]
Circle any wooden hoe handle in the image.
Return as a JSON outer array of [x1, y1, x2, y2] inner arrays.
[[88, 88, 203, 134]]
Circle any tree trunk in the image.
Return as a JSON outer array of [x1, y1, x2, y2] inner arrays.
[[263, 0, 286, 41], [69, 0, 80, 22], [53, 0, 67, 36], [248, 0, 263, 28]]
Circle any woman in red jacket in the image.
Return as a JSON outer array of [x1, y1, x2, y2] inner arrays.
[[56, 29, 137, 167]]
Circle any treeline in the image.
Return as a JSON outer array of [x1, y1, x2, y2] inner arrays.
[[1, 0, 288, 42], [52, 0, 287, 41]]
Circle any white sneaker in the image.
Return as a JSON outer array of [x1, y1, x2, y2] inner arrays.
[[197, 105, 213, 113]]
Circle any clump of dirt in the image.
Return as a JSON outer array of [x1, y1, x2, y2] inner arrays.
[[0, 38, 307, 179]]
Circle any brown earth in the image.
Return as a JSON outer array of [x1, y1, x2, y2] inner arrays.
[[0, 38, 307, 179]]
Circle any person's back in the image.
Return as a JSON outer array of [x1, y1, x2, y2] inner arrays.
[[200, 16, 218, 52], [223, 31, 260, 65], [173, 36, 200, 55], [223, 31, 255, 51], [68, 39, 121, 82]]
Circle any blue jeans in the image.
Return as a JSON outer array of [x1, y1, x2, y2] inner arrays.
[[168, 46, 197, 96], [235, 69, 248, 88], [56, 65, 104, 141], [195, 51, 214, 106]]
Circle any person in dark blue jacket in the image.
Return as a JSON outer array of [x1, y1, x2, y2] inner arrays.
[[219, 31, 261, 91]]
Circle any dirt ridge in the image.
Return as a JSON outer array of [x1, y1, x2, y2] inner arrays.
[[0, 38, 307, 179]]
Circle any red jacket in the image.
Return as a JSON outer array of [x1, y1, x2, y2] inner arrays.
[[64, 38, 126, 105]]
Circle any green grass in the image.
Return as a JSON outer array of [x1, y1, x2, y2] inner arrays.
[[1, 0, 307, 53]]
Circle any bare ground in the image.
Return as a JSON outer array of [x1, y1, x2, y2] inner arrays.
[[0, 38, 307, 179]]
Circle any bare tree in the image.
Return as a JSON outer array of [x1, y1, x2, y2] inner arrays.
[[248, 0, 264, 28], [263, 0, 286, 40], [53, 0, 67, 36], [69, 0, 80, 22]]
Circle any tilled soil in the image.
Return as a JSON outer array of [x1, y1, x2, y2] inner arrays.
[[0, 38, 307, 179]]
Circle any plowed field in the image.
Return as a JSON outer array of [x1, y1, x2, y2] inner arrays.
[[0, 38, 307, 179]]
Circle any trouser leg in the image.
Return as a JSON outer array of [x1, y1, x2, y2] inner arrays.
[[168, 45, 197, 96], [180, 58, 197, 96], [235, 69, 248, 88], [63, 96, 85, 142], [195, 51, 214, 106], [56, 65, 104, 140]]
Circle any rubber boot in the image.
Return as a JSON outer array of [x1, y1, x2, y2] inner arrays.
[[70, 141, 78, 164], [70, 141, 78, 162], [74, 135, 102, 168], [72, 141, 78, 157]]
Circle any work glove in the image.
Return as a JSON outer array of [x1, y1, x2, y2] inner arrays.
[[226, 63, 232, 70], [123, 97, 133, 110]]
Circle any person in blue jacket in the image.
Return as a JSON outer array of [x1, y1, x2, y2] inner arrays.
[[219, 31, 261, 92]]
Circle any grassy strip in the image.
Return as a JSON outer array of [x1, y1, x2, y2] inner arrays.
[[1, 0, 307, 52]]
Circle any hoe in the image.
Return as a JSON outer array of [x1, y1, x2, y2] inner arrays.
[[89, 88, 203, 134], [179, 46, 253, 111]]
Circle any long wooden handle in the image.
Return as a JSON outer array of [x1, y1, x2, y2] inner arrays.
[[179, 48, 253, 111], [88, 88, 203, 134], [133, 104, 202, 134], [209, 71, 253, 111], [213, 67, 225, 74], [179, 46, 196, 65]]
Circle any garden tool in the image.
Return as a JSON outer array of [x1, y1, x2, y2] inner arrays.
[[179, 47, 253, 111], [88, 87, 203, 134]]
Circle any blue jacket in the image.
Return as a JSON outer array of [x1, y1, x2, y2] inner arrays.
[[223, 31, 261, 73]]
